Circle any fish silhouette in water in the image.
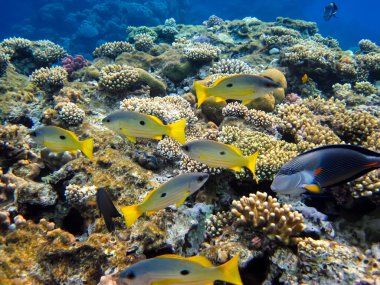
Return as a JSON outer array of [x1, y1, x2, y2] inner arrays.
[[271, 144, 380, 196], [324, 2, 338, 21], [96, 188, 122, 232]]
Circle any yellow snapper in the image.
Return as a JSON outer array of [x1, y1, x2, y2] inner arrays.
[[120, 172, 209, 227], [115, 254, 243, 285], [182, 140, 259, 181], [194, 74, 280, 107], [102, 110, 186, 144], [30, 126, 93, 161]]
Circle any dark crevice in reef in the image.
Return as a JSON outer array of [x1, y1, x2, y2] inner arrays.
[[143, 246, 174, 259], [62, 207, 86, 236], [240, 255, 270, 285]]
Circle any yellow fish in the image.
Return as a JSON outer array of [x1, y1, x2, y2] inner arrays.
[[102, 110, 186, 144], [120, 173, 209, 227], [194, 74, 280, 107], [301, 73, 309, 84], [30, 126, 93, 161], [116, 254, 243, 285], [182, 139, 259, 182]]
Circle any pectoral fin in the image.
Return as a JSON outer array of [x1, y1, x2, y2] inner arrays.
[[175, 191, 190, 208], [302, 184, 321, 193], [126, 135, 137, 143], [214, 97, 226, 103]]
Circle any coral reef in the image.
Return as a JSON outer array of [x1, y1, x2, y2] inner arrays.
[[30, 66, 68, 92], [58, 102, 86, 126], [231, 191, 305, 244]]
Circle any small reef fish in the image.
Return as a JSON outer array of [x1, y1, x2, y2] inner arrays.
[[301, 73, 309, 84], [324, 2, 338, 21], [271, 144, 380, 196], [121, 172, 209, 227], [193, 74, 280, 107], [182, 140, 259, 181], [30, 126, 94, 161], [115, 254, 243, 285], [102, 110, 186, 144], [96, 188, 122, 232]]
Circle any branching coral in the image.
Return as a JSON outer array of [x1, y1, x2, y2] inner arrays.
[[120, 95, 197, 124], [358, 39, 379, 54], [209, 59, 253, 75], [231, 191, 305, 244], [32, 40, 67, 66], [65, 184, 97, 205], [30, 66, 68, 91], [58, 102, 85, 126], [127, 26, 158, 42], [134, 34, 154, 52], [99, 64, 139, 92], [93, 42, 134, 59], [183, 42, 221, 63]]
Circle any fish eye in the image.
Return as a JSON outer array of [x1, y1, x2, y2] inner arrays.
[[59, 135, 66, 140], [126, 272, 135, 279], [182, 145, 189, 151], [219, 151, 226, 155], [180, 269, 190, 275], [139, 120, 145, 126], [160, 192, 167, 198], [106, 119, 110, 123], [226, 83, 233, 88]]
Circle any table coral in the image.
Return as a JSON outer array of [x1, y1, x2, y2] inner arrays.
[[231, 191, 305, 244]]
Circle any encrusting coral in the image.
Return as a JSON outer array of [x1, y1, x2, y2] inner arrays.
[[231, 191, 305, 244]]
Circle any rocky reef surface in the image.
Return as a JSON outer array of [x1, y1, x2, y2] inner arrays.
[[0, 16, 380, 285]]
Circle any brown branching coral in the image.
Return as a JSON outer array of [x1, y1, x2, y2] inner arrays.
[[99, 64, 139, 92], [93, 41, 134, 59], [231, 191, 305, 244], [30, 66, 68, 91]]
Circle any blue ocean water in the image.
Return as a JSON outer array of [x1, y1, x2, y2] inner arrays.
[[0, 0, 378, 56]]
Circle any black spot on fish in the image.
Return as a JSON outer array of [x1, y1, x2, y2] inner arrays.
[[220, 151, 226, 155], [182, 145, 189, 151], [197, 176, 205, 182], [180, 269, 190, 275], [160, 192, 167, 198], [59, 135, 66, 140], [226, 83, 233, 88], [30, 131, 36, 137], [139, 120, 145, 126], [106, 119, 110, 123], [126, 272, 136, 279]]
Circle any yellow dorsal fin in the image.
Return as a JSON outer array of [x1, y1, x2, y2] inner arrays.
[[156, 254, 214, 267], [211, 74, 244, 87], [187, 255, 214, 267], [55, 126, 79, 140], [147, 114, 164, 125], [227, 144, 243, 155]]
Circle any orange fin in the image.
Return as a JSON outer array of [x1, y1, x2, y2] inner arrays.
[[302, 184, 321, 193], [366, 162, 379, 167]]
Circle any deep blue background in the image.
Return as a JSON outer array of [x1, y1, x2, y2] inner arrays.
[[0, 0, 378, 55]]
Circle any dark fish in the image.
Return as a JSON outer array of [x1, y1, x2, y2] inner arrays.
[[324, 2, 338, 21], [96, 188, 122, 232], [271, 144, 380, 196]]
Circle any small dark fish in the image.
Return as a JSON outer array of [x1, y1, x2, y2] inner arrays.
[[96, 188, 122, 232], [271, 144, 380, 196], [324, 2, 338, 21]]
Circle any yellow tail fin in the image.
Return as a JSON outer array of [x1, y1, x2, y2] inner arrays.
[[120, 204, 142, 227], [194, 81, 209, 107], [245, 151, 259, 183], [166, 118, 186, 144], [218, 254, 243, 285], [80, 138, 94, 161]]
